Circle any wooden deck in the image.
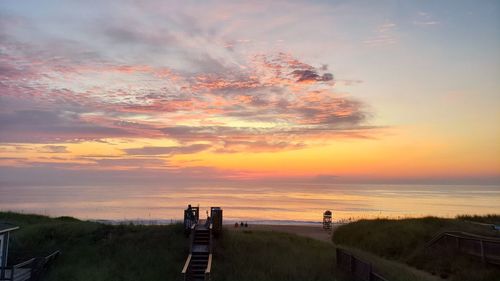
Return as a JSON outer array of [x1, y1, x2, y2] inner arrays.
[[0, 268, 31, 281], [0, 250, 60, 281]]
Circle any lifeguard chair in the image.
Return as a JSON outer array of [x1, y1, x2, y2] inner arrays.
[[323, 210, 332, 230]]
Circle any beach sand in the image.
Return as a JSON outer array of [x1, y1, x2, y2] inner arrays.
[[228, 224, 337, 243]]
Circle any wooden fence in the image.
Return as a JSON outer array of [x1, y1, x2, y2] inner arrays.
[[426, 231, 500, 265], [336, 248, 389, 281], [0, 258, 35, 281], [0, 250, 60, 281]]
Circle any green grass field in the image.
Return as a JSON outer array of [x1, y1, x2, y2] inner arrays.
[[333, 216, 500, 281]]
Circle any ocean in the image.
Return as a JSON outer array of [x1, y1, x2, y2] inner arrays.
[[1, 183, 498, 223]]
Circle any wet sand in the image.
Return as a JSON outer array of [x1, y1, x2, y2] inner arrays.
[[228, 224, 338, 243]]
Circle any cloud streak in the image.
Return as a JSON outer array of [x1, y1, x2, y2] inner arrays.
[[124, 144, 211, 156]]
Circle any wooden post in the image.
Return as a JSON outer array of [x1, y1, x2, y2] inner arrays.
[[336, 248, 340, 266], [368, 262, 373, 281], [349, 253, 354, 272], [480, 240, 485, 263]]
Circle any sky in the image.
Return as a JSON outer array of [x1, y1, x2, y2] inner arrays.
[[0, 0, 499, 187]]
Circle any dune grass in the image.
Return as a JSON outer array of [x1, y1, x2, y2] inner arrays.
[[5, 212, 497, 281], [212, 229, 352, 281], [332, 216, 500, 281], [1, 212, 187, 281], [1, 212, 353, 281], [457, 214, 500, 225]]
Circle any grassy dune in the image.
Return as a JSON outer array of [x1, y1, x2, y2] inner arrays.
[[1, 212, 187, 281], [213, 229, 351, 281], [2, 212, 352, 281], [333, 216, 500, 281], [4, 212, 498, 281]]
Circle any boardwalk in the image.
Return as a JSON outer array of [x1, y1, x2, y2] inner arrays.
[[182, 222, 213, 281]]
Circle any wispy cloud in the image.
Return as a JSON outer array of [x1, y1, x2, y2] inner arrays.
[[363, 22, 397, 46], [41, 145, 68, 153], [413, 11, 440, 26], [0, 1, 381, 174], [124, 144, 211, 156]]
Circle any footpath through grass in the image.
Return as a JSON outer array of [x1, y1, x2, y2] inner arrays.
[[333, 216, 500, 281]]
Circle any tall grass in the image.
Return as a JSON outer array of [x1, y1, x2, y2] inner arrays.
[[5, 212, 497, 281], [1, 212, 352, 281], [456, 214, 500, 225], [1, 212, 187, 281], [213, 229, 351, 281]]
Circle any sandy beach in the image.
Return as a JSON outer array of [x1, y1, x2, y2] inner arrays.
[[229, 224, 338, 243]]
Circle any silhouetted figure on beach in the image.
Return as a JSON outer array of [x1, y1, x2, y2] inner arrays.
[[244, 222, 248, 227], [187, 204, 195, 221], [234, 222, 239, 228], [240, 221, 244, 227]]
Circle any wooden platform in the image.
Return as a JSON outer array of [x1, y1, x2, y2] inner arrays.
[[1, 268, 31, 281]]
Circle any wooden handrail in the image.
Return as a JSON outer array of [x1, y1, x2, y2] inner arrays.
[[189, 225, 196, 253], [205, 254, 212, 273], [209, 223, 214, 253], [427, 231, 500, 247], [205, 254, 213, 281], [13, 258, 35, 268], [181, 254, 192, 274], [45, 250, 61, 261]]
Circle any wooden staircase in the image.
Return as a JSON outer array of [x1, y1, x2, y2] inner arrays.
[[182, 224, 213, 281]]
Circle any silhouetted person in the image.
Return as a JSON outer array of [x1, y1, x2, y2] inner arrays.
[[234, 222, 239, 228], [187, 204, 195, 221], [244, 222, 248, 227], [240, 221, 244, 227]]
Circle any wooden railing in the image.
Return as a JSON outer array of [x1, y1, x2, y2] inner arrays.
[[205, 254, 212, 281], [30, 250, 61, 281], [209, 223, 213, 254], [0, 258, 35, 281], [188, 224, 196, 253], [181, 254, 192, 281], [426, 231, 500, 265], [0, 250, 60, 281], [336, 248, 389, 281]]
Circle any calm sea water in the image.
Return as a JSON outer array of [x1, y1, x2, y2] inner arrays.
[[0, 184, 498, 223]]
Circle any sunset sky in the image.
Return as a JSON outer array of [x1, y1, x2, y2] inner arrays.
[[1, 0, 499, 187]]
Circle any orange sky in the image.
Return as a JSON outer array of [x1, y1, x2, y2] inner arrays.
[[0, 1, 499, 186]]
